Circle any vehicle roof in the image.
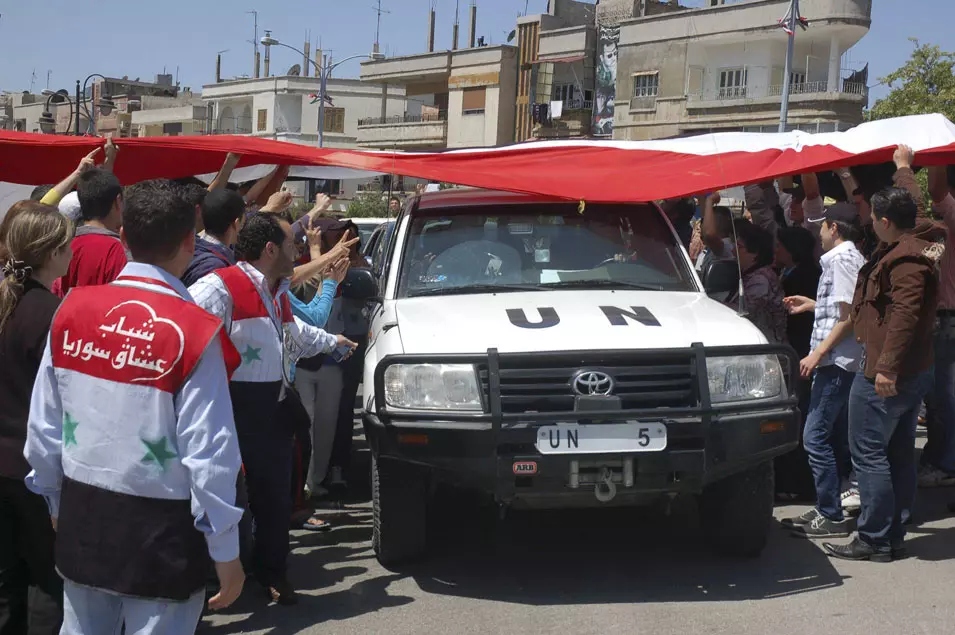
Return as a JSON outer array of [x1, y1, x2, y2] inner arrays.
[[347, 217, 392, 225], [414, 189, 657, 212]]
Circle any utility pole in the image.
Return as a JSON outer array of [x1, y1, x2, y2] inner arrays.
[[247, 10, 259, 78], [372, 0, 391, 55], [319, 54, 328, 147], [777, 0, 808, 133], [452, 0, 460, 50]]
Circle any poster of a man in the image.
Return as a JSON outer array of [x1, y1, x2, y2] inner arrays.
[[592, 26, 619, 136]]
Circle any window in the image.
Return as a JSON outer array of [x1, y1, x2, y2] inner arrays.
[[162, 122, 183, 136], [552, 83, 575, 102], [256, 109, 267, 131], [462, 87, 486, 114], [322, 107, 345, 133], [718, 68, 747, 99], [789, 71, 806, 86], [397, 203, 694, 299], [632, 72, 659, 98]]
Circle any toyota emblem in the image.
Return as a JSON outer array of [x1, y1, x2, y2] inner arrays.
[[572, 370, 615, 396]]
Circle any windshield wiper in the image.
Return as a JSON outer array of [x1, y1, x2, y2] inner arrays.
[[540, 279, 665, 292], [408, 283, 544, 297]]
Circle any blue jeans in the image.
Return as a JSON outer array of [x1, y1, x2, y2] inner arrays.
[[849, 370, 933, 550], [803, 365, 854, 520], [61, 580, 205, 634], [924, 319, 955, 473]]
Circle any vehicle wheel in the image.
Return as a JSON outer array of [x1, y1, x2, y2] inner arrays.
[[371, 453, 429, 567], [699, 461, 774, 558]]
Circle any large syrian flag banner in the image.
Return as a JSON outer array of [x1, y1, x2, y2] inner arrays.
[[2, 114, 954, 205]]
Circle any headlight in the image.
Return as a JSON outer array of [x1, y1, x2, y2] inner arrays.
[[383, 364, 483, 411], [706, 355, 784, 404]]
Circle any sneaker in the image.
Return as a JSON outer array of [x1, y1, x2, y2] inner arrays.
[[788, 514, 853, 539], [917, 465, 955, 488], [841, 488, 861, 514], [781, 508, 821, 529], [328, 466, 347, 488]]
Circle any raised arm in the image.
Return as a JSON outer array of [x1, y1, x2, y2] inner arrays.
[[101, 138, 119, 173], [208, 153, 241, 192], [290, 232, 359, 287], [245, 165, 290, 208], [892, 145, 928, 219], [700, 192, 729, 256], [39, 147, 101, 207]]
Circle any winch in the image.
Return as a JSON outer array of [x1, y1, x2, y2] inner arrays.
[[567, 458, 635, 503]]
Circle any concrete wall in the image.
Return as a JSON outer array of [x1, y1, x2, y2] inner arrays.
[[551, 0, 597, 25], [619, 0, 870, 45], [538, 25, 593, 59], [445, 46, 518, 148]]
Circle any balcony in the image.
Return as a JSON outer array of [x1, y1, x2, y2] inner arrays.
[[688, 81, 867, 109], [532, 100, 593, 139], [357, 111, 448, 149]]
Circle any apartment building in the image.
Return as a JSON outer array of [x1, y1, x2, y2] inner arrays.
[[532, 0, 872, 141], [200, 75, 406, 148], [358, 45, 518, 150], [356, 0, 590, 149]]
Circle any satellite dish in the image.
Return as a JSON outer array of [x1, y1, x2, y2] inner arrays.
[[288, 64, 301, 76], [506, 29, 516, 43]]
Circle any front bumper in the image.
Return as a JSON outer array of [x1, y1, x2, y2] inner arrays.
[[364, 344, 800, 503]]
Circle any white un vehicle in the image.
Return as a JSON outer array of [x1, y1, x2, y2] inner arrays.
[[341, 189, 799, 566]]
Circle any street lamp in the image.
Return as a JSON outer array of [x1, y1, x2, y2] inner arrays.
[[39, 74, 114, 135], [39, 89, 74, 134], [260, 35, 382, 147]]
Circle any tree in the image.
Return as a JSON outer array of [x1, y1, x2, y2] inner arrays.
[[346, 184, 389, 218], [868, 39, 955, 122]]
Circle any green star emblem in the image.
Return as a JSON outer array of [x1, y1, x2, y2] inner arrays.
[[241, 345, 262, 365], [63, 413, 79, 448], [141, 436, 178, 471]]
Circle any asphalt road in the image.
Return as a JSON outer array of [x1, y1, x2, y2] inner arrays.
[[200, 431, 955, 635]]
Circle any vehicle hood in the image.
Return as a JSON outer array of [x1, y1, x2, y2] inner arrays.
[[393, 290, 766, 354]]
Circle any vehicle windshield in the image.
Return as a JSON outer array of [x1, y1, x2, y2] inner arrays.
[[397, 202, 695, 298]]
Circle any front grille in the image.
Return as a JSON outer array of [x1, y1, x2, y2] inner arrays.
[[479, 356, 698, 414]]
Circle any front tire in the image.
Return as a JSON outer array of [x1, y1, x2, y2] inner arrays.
[[371, 454, 429, 567], [699, 461, 774, 558]]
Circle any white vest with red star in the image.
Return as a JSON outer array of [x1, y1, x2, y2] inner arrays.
[[48, 275, 240, 600], [214, 265, 295, 385]]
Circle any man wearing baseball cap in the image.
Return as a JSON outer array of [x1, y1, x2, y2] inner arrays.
[[782, 201, 865, 538]]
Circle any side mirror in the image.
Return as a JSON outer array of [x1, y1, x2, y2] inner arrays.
[[702, 259, 739, 302], [341, 267, 378, 300]]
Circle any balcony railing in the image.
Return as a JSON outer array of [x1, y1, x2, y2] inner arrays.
[[690, 81, 867, 102], [358, 111, 448, 127], [558, 98, 593, 111]]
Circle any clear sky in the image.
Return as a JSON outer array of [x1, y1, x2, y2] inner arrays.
[[0, 1, 950, 103]]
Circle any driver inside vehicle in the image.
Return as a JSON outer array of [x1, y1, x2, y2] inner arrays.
[[400, 204, 693, 297]]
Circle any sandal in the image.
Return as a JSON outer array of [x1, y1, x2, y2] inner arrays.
[[298, 516, 333, 532]]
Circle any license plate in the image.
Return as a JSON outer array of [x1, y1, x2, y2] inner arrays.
[[535, 422, 667, 455]]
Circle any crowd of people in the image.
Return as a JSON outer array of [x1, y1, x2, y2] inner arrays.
[[1, 139, 955, 633], [673, 145, 955, 561], [0, 149, 371, 634]]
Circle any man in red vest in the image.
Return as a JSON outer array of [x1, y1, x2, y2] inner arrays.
[[190, 212, 356, 605], [25, 180, 246, 634]]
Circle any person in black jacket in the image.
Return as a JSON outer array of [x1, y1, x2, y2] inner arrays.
[[774, 225, 821, 499], [776, 226, 821, 358], [0, 201, 73, 635]]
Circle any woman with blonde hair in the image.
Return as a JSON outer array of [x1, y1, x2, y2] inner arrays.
[[0, 201, 73, 634]]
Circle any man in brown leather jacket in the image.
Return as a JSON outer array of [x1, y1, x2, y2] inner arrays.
[[823, 186, 943, 562]]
